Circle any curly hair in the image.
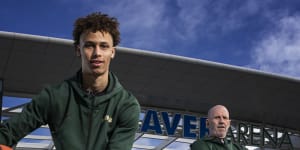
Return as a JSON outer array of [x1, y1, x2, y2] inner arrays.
[[73, 12, 120, 47]]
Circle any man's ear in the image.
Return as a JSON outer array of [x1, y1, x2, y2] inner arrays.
[[206, 119, 209, 128], [111, 47, 116, 59], [76, 46, 81, 57]]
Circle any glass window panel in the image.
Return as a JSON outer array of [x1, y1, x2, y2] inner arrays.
[[134, 137, 164, 147], [2, 96, 31, 107], [20, 138, 52, 144], [164, 141, 191, 150], [30, 128, 51, 136]]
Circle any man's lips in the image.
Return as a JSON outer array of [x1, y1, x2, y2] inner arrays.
[[90, 60, 104, 67], [217, 126, 225, 129]]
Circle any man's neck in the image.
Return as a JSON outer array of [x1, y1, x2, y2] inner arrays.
[[82, 72, 109, 93], [208, 135, 225, 144]]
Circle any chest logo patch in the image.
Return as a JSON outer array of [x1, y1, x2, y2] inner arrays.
[[104, 115, 112, 123]]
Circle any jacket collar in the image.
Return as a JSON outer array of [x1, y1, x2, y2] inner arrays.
[[203, 136, 230, 145], [68, 69, 123, 108]]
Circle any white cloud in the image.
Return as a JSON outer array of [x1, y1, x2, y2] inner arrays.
[[113, 1, 165, 29], [249, 15, 300, 78], [175, 0, 207, 39], [109, 1, 169, 50], [175, 0, 269, 39]]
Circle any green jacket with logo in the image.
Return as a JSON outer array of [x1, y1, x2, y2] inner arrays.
[[190, 136, 248, 150], [0, 71, 140, 150]]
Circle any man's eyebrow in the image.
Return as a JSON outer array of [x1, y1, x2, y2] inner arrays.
[[84, 41, 95, 44], [84, 41, 110, 44], [99, 41, 110, 44]]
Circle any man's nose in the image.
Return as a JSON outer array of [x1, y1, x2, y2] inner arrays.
[[219, 118, 225, 123], [93, 45, 103, 56]]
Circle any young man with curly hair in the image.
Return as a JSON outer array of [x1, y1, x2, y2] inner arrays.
[[0, 12, 140, 150]]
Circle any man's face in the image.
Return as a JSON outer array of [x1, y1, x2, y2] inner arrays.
[[206, 106, 231, 138], [76, 31, 115, 77]]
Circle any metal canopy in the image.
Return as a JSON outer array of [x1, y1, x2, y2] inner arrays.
[[1, 31, 300, 133]]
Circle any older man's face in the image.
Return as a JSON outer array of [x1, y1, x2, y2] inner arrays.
[[206, 106, 231, 138]]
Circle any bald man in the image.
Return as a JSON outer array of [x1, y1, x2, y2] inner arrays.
[[190, 105, 247, 150]]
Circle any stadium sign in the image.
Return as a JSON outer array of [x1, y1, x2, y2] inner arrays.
[[140, 109, 294, 149]]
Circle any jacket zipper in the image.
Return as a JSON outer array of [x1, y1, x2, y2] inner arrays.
[[86, 92, 95, 150]]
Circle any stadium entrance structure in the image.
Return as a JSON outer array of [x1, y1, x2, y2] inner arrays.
[[0, 31, 300, 149]]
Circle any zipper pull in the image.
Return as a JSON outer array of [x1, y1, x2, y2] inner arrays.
[[86, 88, 94, 97]]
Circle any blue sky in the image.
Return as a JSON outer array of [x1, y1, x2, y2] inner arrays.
[[1, 0, 300, 78]]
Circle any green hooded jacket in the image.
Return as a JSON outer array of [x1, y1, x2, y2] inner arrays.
[[0, 71, 140, 150], [190, 136, 248, 150]]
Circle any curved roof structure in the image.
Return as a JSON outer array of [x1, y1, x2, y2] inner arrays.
[[1, 31, 300, 149]]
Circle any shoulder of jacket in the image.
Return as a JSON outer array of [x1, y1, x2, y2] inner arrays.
[[46, 80, 70, 91], [232, 142, 247, 150], [190, 139, 211, 149], [115, 87, 138, 101], [36, 81, 71, 101]]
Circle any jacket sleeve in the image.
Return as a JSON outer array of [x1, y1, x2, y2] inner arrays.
[[106, 95, 140, 150], [0, 88, 51, 146]]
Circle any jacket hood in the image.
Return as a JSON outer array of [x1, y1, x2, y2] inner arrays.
[[67, 70, 124, 108]]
